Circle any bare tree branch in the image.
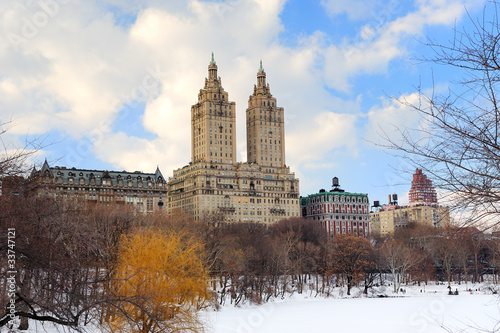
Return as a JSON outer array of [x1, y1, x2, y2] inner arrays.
[[381, 1, 500, 228]]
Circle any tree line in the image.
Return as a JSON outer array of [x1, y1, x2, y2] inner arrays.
[[0, 177, 211, 332], [204, 218, 500, 303]]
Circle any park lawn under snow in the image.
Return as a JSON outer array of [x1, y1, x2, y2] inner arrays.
[[15, 282, 500, 333], [202, 283, 500, 333]]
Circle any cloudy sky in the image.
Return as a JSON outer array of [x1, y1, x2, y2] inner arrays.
[[0, 0, 486, 204]]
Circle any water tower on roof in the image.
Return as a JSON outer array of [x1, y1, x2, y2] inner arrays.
[[331, 177, 345, 193]]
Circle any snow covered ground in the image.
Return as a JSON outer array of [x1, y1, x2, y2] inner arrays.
[[202, 283, 500, 333], [12, 283, 500, 332]]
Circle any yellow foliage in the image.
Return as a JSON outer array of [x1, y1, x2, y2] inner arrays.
[[107, 229, 210, 333]]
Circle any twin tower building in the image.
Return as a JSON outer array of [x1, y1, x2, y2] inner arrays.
[[166, 55, 300, 223]]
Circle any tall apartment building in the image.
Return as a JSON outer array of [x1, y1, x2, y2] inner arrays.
[[191, 53, 236, 165], [370, 169, 449, 237], [166, 56, 300, 223], [408, 168, 438, 206], [31, 159, 166, 214], [300, 178, 370, 237], [246, 61, 285, 168]]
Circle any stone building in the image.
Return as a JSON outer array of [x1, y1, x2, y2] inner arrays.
[[300, 178, 370, 237], [370, 205, 450, 237], [32, 159, 166, 214], [166, 56, 300, 223]]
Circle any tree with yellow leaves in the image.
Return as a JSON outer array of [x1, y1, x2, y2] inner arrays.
[[105, 229, 210, 333]]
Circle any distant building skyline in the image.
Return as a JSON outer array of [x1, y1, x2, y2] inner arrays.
[[370, 169, 449, 237], [0, 1, 486, 208]]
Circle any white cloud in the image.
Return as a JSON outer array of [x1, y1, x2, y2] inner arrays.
[[364, 80, 452, 147], [0, 1, 152, 138], [320, 0, 482, 92], [287, 112, 358, 166], [0, 0, 486, 187], [364, 93, 422, 146], [92, 131, 184, 173]]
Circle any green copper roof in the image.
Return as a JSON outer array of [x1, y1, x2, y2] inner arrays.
[[211, 52, 215, 64], [300, 191, 368, 205], [259, 59, 263, 71]]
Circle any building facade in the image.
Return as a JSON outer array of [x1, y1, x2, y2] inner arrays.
[[166, 56, 300, 223], [370, 205, 450, 237], [300, 178, 370, 237], [191, 53, 236, 165], [246, 61, 285, 168], [408, 168, 438, 206], [32, 159, 166, 214]]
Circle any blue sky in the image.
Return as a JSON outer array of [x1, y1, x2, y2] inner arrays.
[[0, 0, 487, 205]]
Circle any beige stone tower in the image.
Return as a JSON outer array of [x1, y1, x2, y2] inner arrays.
[[167, 56, 300, 224], [191, 53, 236, 164], [246, 61, 285, 168]]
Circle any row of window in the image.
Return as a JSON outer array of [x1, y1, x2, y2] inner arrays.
[[248, 101, 277, 109], [200, 209, 298, 217], [209, 159, 232, 164], [322, 221, 368, 227], [52, 177, 163, 188], [200, 195, 296, 204], [309, 204, 369, 212], [209, 152, 232, 157], [307, 196, 368, 204], [55, 187, 162, 195]]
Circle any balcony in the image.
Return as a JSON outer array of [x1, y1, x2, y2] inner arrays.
[[270, 208, 286, 215], [219, 206, 236, 213]]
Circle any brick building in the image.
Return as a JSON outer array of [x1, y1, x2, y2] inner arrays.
[[300, 178, 370, 237], [408, 168, 438, 206]]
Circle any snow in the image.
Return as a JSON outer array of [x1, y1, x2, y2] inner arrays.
[[202, 284, 500, 333], [9, 283, 500, 333]]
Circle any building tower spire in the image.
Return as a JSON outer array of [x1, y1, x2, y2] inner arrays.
[[208, 52, 218, 81], [192, 56, 236, 165], [257, 59, 266, 87], [246, 62, 286, 168]]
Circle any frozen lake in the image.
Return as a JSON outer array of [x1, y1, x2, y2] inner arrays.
[[202, 284, 500, 333], [19, 283, 500, 333]]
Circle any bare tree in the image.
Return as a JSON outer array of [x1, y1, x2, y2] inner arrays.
[[0, 176, 137, 331], [328, 235, 375, 296], [0, 122, 42, 178], [454, 230, 473, 288], [380, 239, 421, 293], [487, 235, 500, 284], [431, 232, 459, 287], [381, 0, 500, 227]]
